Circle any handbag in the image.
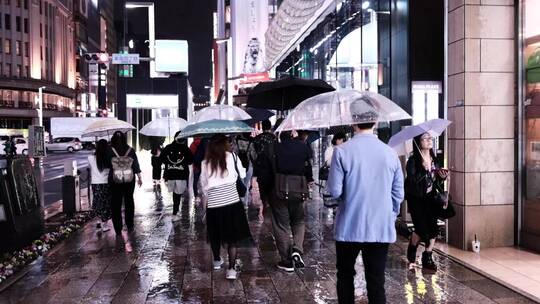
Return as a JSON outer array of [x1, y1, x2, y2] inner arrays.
[[232, 153, 247, 197], [433, 182, 456, 219], [274, 173, 309, 201], [319, 165, 330, 181]]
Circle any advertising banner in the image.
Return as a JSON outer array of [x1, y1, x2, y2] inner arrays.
[[231, 0, 269, 77]]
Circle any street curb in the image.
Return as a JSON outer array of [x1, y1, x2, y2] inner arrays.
[[433, 248, 540, 303]]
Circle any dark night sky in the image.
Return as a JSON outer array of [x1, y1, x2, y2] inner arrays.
[[122, 0, 215, 98]]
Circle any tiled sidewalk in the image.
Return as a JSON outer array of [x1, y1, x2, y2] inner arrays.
[[0, 183, 536, 303], [435, 243, 540, 302]]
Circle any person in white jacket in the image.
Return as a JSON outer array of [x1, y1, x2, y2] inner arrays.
[[200, 134, 250, 280], [88, 139, 112, 232], [324, 132, 347, 167]]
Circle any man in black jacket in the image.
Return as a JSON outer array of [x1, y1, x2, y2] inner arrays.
[[161, 132, 194, 221], [272, 131, 313, 272], [250, 120, 276, 219]]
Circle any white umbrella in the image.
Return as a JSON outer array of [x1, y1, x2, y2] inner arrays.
[[275, 90, 411, 132], [81, 119, 135, 138], [140, 117, 188, 137], [388, 119, 452, 156], [189, 105, 251, 125]]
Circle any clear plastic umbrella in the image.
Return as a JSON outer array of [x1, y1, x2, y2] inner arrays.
[[189, 105, 252, 125], [81, 119, 135, 138], [177, 119, 254, 139], [388, 118, 452, 155], [140, 117, 188, 137], [275, 90, 411, 132]]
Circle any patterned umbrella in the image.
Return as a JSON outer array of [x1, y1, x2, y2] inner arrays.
[[177, 119, 254, 139]]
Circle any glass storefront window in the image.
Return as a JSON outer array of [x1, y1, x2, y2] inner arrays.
[[522, 0, 540, 252], [276, 0, 391, 94]]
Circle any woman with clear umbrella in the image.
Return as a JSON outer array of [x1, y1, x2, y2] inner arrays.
[[404, 133, 449, 271], [388, 118, 452, 271]]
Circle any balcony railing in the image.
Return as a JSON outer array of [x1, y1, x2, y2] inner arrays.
[[0, 100, 15, 108]]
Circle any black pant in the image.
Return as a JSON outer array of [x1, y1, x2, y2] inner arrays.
[[193, 171, 200, 195], [336, 242, 389, 304], [111, 182, 135, 234], [172, 193, 182, 215]]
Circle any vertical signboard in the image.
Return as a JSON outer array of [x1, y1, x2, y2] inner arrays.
[[231, 0, 269, 77], [28, 125, 46, 158]]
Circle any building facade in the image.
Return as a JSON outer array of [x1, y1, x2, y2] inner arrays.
[[268, 0, 540, 254], [0, 0, 76, 133]]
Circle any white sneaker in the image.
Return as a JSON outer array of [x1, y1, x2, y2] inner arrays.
[[235, 258, 243, 270], [172, 214, 181, 222], [226, 268, 238, 280], [213, 258, 223, 270]]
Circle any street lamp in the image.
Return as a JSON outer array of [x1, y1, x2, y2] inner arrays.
[[37, 86, 46, 127]]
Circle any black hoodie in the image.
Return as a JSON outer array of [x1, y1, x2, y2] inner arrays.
[[160, 141, 194, 180]]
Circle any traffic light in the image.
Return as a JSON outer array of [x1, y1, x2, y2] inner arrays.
[[83, 53, 109, 64]]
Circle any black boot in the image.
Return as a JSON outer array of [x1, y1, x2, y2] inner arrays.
[[407, 243, 418, 264], [422, 251, 437, 271]]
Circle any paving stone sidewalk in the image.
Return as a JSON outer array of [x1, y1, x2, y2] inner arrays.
[[0, 184, 535, 304]]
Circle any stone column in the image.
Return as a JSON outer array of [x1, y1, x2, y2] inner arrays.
[[447, 0, 515, 250]]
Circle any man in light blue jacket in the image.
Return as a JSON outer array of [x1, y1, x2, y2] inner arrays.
[[327, 116, 404, 304]]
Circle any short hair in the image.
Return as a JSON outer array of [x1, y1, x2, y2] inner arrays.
[[331, 132, 347, 146], [261, 119, 272, 131], [355, 122, 376, 130]]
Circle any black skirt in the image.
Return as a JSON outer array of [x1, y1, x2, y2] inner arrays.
[[408, 195, 439, 242], [206, 201, 251, 245]]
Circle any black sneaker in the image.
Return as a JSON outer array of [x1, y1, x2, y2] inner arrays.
[[291, 251, 305, 268], [277, 261, 294, 272], [407, 244, 418, 264], [422, 251, 437, 272]]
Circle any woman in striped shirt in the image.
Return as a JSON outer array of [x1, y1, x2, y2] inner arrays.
[[200, 134, 251, 280]]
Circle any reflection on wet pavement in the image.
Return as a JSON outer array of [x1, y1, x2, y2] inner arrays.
[[0, 184, 535, 304]]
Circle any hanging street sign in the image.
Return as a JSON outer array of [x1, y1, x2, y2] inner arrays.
[[112, 53, 140, 65]]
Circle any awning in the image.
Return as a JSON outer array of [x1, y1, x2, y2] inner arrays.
[[264, 0, 335, 69]]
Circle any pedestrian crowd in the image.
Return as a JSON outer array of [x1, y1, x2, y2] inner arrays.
[[87, 112, 449, 303]]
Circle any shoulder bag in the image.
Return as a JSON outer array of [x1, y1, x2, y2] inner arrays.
[[232, 153, 247, 197]]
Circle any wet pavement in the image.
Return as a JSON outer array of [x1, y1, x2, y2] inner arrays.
[[0, 184, 536, 304]]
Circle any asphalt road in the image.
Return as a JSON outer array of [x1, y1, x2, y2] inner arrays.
[[43, 150, 92, 207]]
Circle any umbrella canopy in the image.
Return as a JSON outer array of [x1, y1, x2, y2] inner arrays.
[[275, 90, 411, 133], [177, 119, 254, 139], [81, 119, 135, 138], [388, 118, 452, 155], [247, 76, 335, 110], [189, 105, 251, 125], [244, 107, 275, 125], [140, 117, 188, 137]]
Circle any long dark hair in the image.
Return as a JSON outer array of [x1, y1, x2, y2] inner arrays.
[[95, 139, 108, 172], [205, 134, 229, 177], [412, 133, 437, 172], [110, 131, 128, 152]]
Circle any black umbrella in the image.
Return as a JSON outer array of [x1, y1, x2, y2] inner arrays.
[[247, 76, 335, 110], [243, 107, 275, 125]]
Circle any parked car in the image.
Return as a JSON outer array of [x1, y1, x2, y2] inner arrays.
[[46, 137, 82, 153], [14, 138, 29, 155]]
